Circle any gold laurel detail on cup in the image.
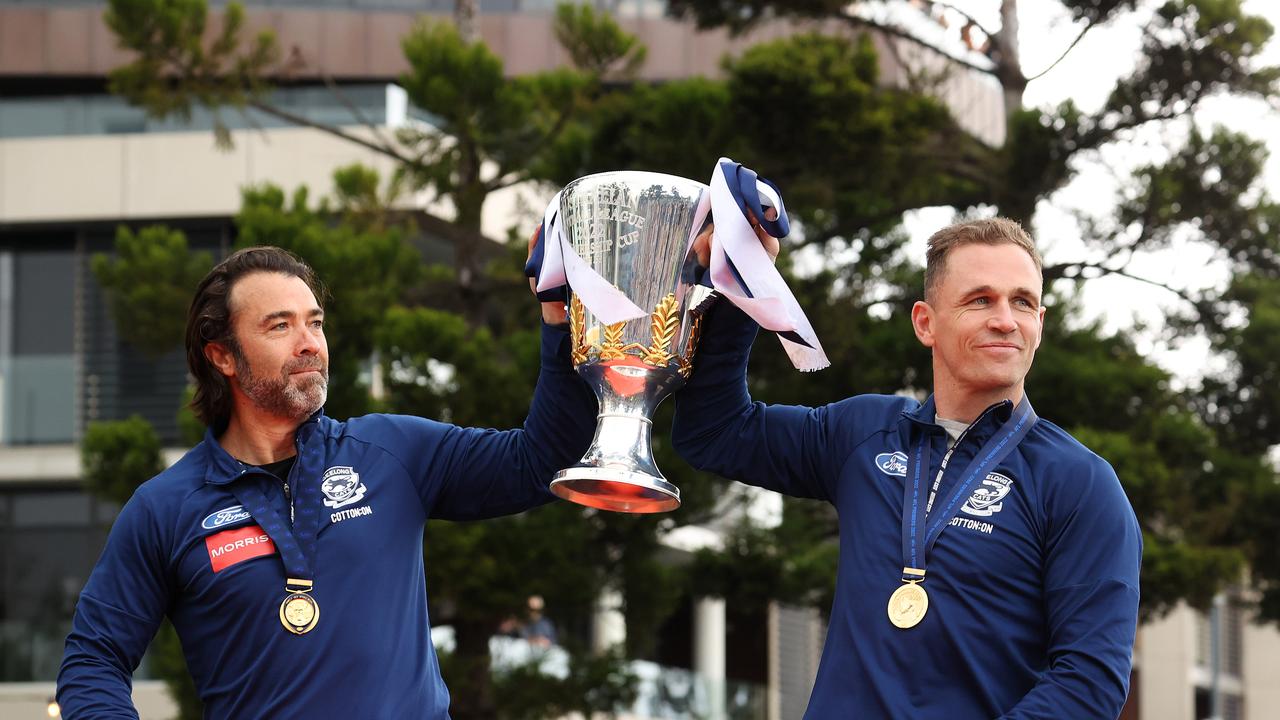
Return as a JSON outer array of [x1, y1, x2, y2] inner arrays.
[[599, 322, 628, 360], [643, 293, 680, 367], [677, 309, 705, 378], [570, 296, 589, 365]]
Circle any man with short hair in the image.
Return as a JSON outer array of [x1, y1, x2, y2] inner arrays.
[[673, 217, 1142, 718], [57, 245, 595, 718]]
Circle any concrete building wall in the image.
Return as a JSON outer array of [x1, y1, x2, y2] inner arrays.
[[0, 127, 397, 222], [0, 124, 550, 241], [1134, 599, 1280, 720], [1138, 604, 1198, 720], [1243, 612, 1280, 720]]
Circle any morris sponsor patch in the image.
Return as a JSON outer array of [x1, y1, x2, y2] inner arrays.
[[206, 525, 276, 572]]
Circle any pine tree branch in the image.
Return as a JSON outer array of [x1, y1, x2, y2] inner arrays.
[[1077, 108, 1185, 152], [835, 12, 996, 77], [485, 104, 577, 193], [1025, 19, 1095, 82], [245, 99, 421, 171], [919, 0, 998, 39], [1045, 260, 1199, 305], [318, 71, 403, 162]]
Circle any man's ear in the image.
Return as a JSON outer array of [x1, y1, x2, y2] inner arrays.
[[911, 300, 935, 348], [1034, 304, 1047, 350], [204, 342, 237, 379]]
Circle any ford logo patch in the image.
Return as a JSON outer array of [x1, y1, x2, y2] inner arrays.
[[202, 504, 252, 530], [875, 451, 908, 477]]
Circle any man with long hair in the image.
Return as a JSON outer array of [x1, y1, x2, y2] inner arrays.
[[57, 246, 595, 718]]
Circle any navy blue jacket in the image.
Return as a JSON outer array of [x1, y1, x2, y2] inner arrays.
[[57, 323, 596, 719], [672, 304, 1142, 719]]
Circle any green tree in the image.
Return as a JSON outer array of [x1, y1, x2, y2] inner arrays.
[[80, 416, 164, 503], [91, 225, 213, 359], [104, 0, 278, 148]]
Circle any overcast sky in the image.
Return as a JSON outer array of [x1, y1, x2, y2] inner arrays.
[[899, 0, 1280, 384]]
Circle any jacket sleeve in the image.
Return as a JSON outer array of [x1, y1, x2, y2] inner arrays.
[[671, 301, 849, 502], [57, 489, 171, 719], [392, 321, 598, 521], [1000, 456, 1142, 719]]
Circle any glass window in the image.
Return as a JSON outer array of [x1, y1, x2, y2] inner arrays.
[[1224, 599, 1243, 677], [0, 84, 411, 139], [0, 488, 111, 682], [11, 491, 92, 528], [13, 248, 74, 355], [7, 246, 76, 444]]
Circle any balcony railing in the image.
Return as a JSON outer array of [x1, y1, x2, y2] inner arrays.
[[435, 629, 768, 720]]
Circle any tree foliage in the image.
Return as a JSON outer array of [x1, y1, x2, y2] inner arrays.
[[81, 416, 163, 506], [91, 225, 213, 358], [395, 17, 586, 292], [487, 646, 638, 720], [553, 2, 647, 79], [105, 0, 277, 147]]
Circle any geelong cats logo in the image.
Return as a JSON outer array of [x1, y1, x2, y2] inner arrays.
[[961, 472, 1013, 517], [321, 466, 367, 509]]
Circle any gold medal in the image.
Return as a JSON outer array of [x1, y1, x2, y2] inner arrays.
[[280, 591, 319, 634], [887, 582, 928, 629]]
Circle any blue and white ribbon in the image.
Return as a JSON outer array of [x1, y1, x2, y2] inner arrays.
[[529, 158, 829, 371], [706, 158, 827, 371]]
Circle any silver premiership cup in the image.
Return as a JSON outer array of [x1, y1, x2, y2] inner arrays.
[[549, 171, 715, 513]]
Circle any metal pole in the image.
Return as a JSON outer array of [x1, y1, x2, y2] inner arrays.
[[1209, 593, 1224, 720]]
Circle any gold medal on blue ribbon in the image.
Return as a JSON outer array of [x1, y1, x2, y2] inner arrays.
[[887, 581, 928, 629], [226, 434, 327, 637], [894, 398, 1038, 629], [279, 579, 319, 634]]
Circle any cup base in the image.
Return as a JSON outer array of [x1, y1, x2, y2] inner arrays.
[[550, 467, 681, 513]]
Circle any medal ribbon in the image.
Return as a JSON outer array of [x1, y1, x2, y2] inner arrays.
[[226, 426, 326, 590], [900, 397, 1037, 582]]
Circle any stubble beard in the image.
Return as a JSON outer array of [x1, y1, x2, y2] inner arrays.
[[235, 351, 329, 421]]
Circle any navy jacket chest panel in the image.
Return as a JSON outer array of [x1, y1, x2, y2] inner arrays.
[[312, 448, 425, 574], [172, 441, 425, 600], [840, 439, 1043, 595]]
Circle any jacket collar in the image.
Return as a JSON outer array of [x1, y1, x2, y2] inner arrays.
[[901, 394, 1016, 435], [202, 409, 327, 486]]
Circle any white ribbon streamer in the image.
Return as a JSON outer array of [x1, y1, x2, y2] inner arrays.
[[707, 159, 829, 371], [535, 190, 646, 325]]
